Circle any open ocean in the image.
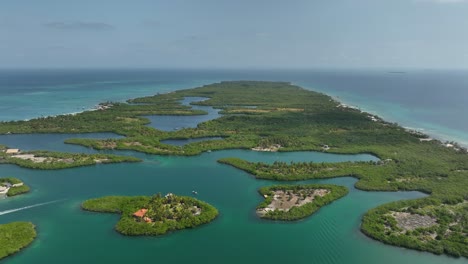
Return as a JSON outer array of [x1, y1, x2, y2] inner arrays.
[[0, 69, 467, 264]]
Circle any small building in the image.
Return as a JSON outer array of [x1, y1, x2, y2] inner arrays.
[[133, 208, 148, 218], [5, 149, 20, 154]]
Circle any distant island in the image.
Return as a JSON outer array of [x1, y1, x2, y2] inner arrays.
[[0, 177, 29, 197], [0, 81, 466, 257], [256, 184, 348, 220], [81, 193, 218, 236], [0, 146, 141, 170], [0, 222, 36, 260]]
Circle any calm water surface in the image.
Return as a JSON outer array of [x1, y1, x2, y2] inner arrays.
[[0, 134, 462, 264], [145, 97, 221, 131]]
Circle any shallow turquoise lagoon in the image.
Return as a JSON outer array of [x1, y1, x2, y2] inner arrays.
[[0, 142, 464, 264]]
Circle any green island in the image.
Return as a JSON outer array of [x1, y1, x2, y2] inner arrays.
[[0, 222, 36, 260], [0, 81, 466, 257], [362, 198, 467, 257], [81, 193, 218, 236], [0, 177, 30, 197], [256, 184, 348, 220], [0, 147, 141, 169]]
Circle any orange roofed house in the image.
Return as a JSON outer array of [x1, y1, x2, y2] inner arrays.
[[133, 209, 152, 223], [133, 208, 148, 218]]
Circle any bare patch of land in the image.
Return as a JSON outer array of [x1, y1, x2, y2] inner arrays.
[[11, 154, 48, 163], [251, 144, 281, 152], [390, 211, 438, 231], [257, 188, 329, 216]]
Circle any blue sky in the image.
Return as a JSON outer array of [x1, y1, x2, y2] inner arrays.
[[2, 0, 468, 69]]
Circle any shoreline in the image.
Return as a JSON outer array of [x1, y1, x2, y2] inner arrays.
[[297, 82, 468, 148]]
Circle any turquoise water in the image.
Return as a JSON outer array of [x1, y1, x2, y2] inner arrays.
[[162, 137, 224, 146], [0, 148, 463, 264], [145, 97, 221, 131], [0, 69, 467, 263], [292, 70, 468, 146]]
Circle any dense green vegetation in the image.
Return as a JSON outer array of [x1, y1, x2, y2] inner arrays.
[[7, 185, 30, 196], [0, 150, 141, 170], [0, 102, 205, 136], [256, 184, 348, 220], [82, 194, 218, 236], [362, 198, 467, 257], [0, 177, 30, 197], [219, 158, 374, 181], [0, 81, 466, 256], [0, 177, 22, 185], [0, 222, 36, 260]]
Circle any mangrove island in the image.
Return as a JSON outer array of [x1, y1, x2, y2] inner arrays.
[[0, 147, 141, 170], [81, 193, 218, 236], [0, 177, 29, 198], [0, 222, 36, 260]]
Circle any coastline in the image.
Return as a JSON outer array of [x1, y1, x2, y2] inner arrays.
[[298, 83, 468, 148]]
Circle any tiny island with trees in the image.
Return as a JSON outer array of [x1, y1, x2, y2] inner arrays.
[[256, 184, 348, 220], [0, 81, 466, 258], [0, 177, 30, 197], [0, 222, 36, 260], [81, 193, 218, 236]]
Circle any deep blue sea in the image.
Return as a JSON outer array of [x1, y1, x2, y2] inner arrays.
[[1, 69, 467, 145]]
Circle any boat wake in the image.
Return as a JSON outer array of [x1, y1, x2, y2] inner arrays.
[[0, 199, 65, 216]]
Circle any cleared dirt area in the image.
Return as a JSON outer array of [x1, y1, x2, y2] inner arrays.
[[11, 154, 47, 163], [11, 154, 79, 164], [251, 144, 281, 152], [257, 189, 329, 216], [390, 212, 438, 231]]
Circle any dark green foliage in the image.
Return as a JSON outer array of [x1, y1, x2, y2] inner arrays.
[[81, 194, 218, 236], [7, 185, 30, 196], [0, 177, 22, 185], [0, 222, 36, 260], [257, 184, 348, 220]]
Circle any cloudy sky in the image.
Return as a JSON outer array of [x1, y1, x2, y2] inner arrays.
[[2, 0, 468, 69]]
